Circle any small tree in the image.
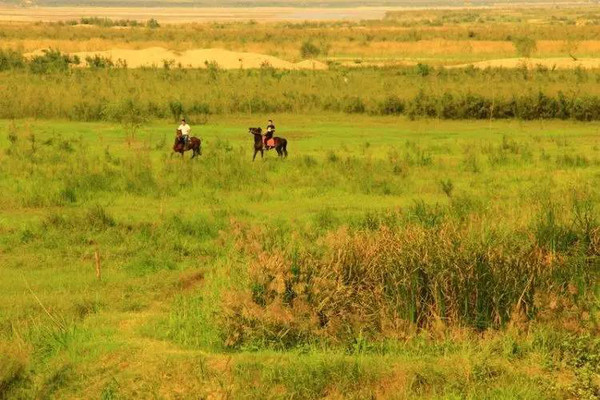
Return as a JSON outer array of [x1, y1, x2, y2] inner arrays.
[[103, 98, 148, 144], [512, 36, 537, 58]]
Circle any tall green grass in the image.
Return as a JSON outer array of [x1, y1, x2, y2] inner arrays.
[[1, 66, 600, 120], [222, 203, 599, 349]]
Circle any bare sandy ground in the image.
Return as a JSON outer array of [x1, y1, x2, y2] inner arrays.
[[0, 6, 397, 22], [450, 57, 600, 70], [24, 46, 600, 70], [25, 47, 328, 70]]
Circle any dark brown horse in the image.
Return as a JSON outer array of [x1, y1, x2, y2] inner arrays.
[[249, 127, 288, 161], [173, 129, 202, 158]]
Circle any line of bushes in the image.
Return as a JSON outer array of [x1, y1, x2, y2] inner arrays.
[[403, 90, 600, 121], [1, 59, 600, 120], [68, 17, 160, 28], [0, 49, 81, 74], [28, 91, 600, 122]]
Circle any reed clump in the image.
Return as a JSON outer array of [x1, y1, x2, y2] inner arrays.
[[223, 222, 599, 349]]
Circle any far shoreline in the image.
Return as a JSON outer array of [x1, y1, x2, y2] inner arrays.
[[0, 2, 595, 23]]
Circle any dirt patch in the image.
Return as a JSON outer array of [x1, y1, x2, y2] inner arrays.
[[449, 57, 600, 70], [178, 271, 205, 291], [25, 47, 328, 70]]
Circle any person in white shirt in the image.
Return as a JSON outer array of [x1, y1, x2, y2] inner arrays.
[[178, 118, 191, 147]]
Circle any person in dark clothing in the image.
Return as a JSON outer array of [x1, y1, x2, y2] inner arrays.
[[264, 119, 275, 148]]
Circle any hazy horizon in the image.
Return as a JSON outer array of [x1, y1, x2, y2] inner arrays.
[[1, 0, 595, 7]]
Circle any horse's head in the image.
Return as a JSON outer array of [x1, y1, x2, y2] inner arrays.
[[176, 129, 182, 137], [249, 127, 262, 136]]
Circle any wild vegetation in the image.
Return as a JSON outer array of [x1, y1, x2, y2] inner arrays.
[[1, 63, 600, 121], [2, 7, 600, 63], [0, 116, 598, 398], [0, 6, 599, 399]]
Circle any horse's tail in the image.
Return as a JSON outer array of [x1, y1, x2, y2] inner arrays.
[[282, 138, 288, 157], [191, 137, 201, 157]]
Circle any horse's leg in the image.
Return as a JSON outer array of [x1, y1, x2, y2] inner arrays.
[[253, 149, 257, 161]]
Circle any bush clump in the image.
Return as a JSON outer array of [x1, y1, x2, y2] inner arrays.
[[222, 223, 599, 349], [0, 49, 25, 71], [29, 49, 79, 74], [300, 41, 321, 59]]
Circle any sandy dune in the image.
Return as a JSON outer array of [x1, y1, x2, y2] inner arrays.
[[26, 47, 328, 70], [450, 57, 600, 70]]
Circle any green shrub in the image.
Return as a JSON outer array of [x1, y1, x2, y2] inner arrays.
[[146, 18, 160, 29], [378, 95, 405, 115], [512, 36, 537, 57], [85, 55, 114, 69], [416, 63, 432, 77], [0, 49, 25, 71], [300, 41, 320, 59], [29, 49, 79, 74], [343, 96, 366, 113]]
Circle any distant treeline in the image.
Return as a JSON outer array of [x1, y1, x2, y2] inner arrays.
[[1, 52, 600, 121]]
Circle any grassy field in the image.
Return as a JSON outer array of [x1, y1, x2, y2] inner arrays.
[[0, 4, 599, 399], [0, 115, 599, 398]]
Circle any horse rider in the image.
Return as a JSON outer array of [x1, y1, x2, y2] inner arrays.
[[264, 119, 275, 148], [178, 118, 191, 147]]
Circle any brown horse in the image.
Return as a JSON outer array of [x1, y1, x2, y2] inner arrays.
[[173, 129, 202, 158], [249, 127, 288, 161]]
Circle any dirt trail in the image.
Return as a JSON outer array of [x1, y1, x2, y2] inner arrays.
[[449, 57, 600, 70]]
